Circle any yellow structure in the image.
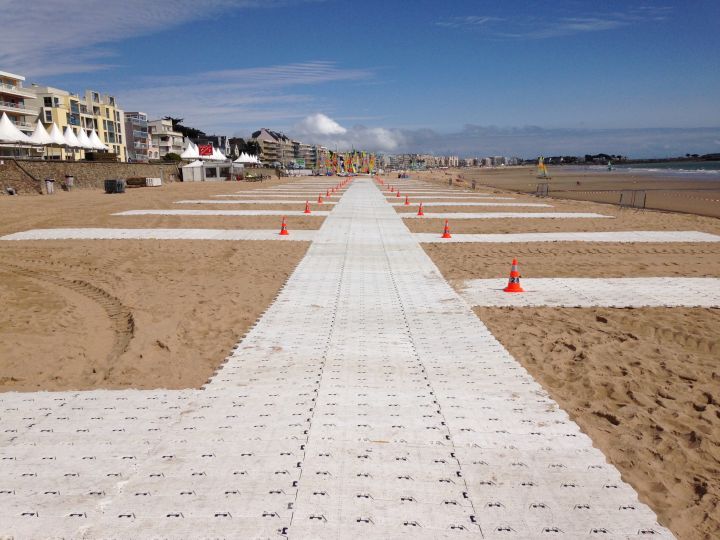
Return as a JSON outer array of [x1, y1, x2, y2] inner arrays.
[[27, 85, 127, 161]]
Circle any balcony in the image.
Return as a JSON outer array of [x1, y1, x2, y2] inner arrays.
[[0, 82, 36, 99], [0, 100, 37, 116], [133, 142, 148, 149]]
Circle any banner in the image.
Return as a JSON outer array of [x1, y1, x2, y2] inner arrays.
[[198, 144, 213, 156]]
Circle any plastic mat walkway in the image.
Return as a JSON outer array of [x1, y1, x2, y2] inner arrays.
[[0, 178, 672, 539]]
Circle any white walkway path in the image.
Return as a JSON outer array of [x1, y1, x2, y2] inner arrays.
[[0, 179, 672, 538], [459, 278, 720, 307]]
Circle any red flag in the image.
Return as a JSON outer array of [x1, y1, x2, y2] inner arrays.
[[198, 144, 213, 156]]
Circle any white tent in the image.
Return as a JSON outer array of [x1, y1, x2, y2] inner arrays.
[[27, 120, 52, 145], [234, 152, 260, 164], [63, 126, 81, 148], [88, 130, 107, 151], [47, 123, 67, 146], [76, 129, 94, 150], [181, 159, 205, 181], [0, 112, 32, 144], [212, 147, 227, 161], [180, 141, 200, 160]]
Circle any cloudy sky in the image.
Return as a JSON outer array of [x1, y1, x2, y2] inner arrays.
[[2, 0, 719, 157]]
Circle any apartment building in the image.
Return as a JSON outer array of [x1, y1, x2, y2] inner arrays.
[[24, 85, 127, 161], [0, 70, 39, 157], [148, 118, 184, 159], [251, 128, 294, 166], [292, 141, 317, 169], [124, 112, 149, 162], [84, 90, 126, 161]]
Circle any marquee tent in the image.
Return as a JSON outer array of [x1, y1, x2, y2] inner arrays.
[[0, 112, 32, 144]]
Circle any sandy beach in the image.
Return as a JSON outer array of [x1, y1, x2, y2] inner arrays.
[[0, 180, 321, 391], [1, 173, 718, 538], [414, 167, 720, 218]]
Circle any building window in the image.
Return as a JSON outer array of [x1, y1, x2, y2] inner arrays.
[[44, 110, 52, 122], [43, 97, 52, 107], [92, 92, 99, 102]]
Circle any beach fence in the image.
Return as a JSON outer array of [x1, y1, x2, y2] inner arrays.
[[619, 189, 647, 209]]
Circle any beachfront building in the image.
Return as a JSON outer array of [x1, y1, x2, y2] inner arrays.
[[27, 85, 83, 160], [25, 86, 127, 161], [292, 141, 316, 169], [251, 128, 294, 166], [0, 70, 39, 158], [84, 90, 126, 161], [124, 112, 149, 162], [148, 118, 184, 158]]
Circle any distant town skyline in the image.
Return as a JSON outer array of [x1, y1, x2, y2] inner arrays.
[[2, 0, 719, 157]]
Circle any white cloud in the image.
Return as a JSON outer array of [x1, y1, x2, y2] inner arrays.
[[0, 0, 317, 75], [296, 114, 347, 136], [437, 6, 672, 39], [292, 114, 405, 152]]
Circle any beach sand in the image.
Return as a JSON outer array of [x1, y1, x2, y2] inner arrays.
[[0, 179, 330, 235], [0, 179, 324, 392], [413, 167, 720, 218], [0, 239, 309, 392]]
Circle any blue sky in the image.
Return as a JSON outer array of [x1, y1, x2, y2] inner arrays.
[[1, 0, 719, 157]]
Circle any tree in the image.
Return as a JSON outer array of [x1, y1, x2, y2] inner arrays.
[[245, 140, 261, 156], [163, 116, 206, 139], [163, 152, 182, 162]]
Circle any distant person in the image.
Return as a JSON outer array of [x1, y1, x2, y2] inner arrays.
[[45, 177, 55, 195]]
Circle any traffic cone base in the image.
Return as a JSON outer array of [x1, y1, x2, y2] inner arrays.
[[404, 195, 410, 206], [417, 203, 424, 216], [304, 201, 311, 214]]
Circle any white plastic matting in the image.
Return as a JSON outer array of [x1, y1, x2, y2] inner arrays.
[[175, 200, 337, 205], [414, 230, 720, 243], [387, 196, 517, 200], [459, 277, 720, 307], [0, 228, 317, 242], [0, 178, 672, 539], [389, 202, 552, 207], [214, 194, 340, 199], [404, 212, 612, 219], [114, 209, 331, 217]]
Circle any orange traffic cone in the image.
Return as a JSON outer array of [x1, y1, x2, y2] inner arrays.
[[317, 193, 324, 204], [503, 259, 525, 293], [396, 190, 401, 198], [326, 189, 330, 197], [417, 203, 424, 216], [279, 216, 289, 236], [404, 195, 410, 206], [304, 200, 311, 214], [441, 219, 452, 239], [390, 186, 395, 192]]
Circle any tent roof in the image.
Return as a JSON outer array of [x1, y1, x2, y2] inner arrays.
[[76, 129, 94, 150], [182, 159, 204, 168], [28, 120, 52, 145], [47, 123, 67, 146], [180, 141, 200, 159], [0, 112, 32, 144], [63, 126, 81, 148], [88, 130, 107, 150]]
